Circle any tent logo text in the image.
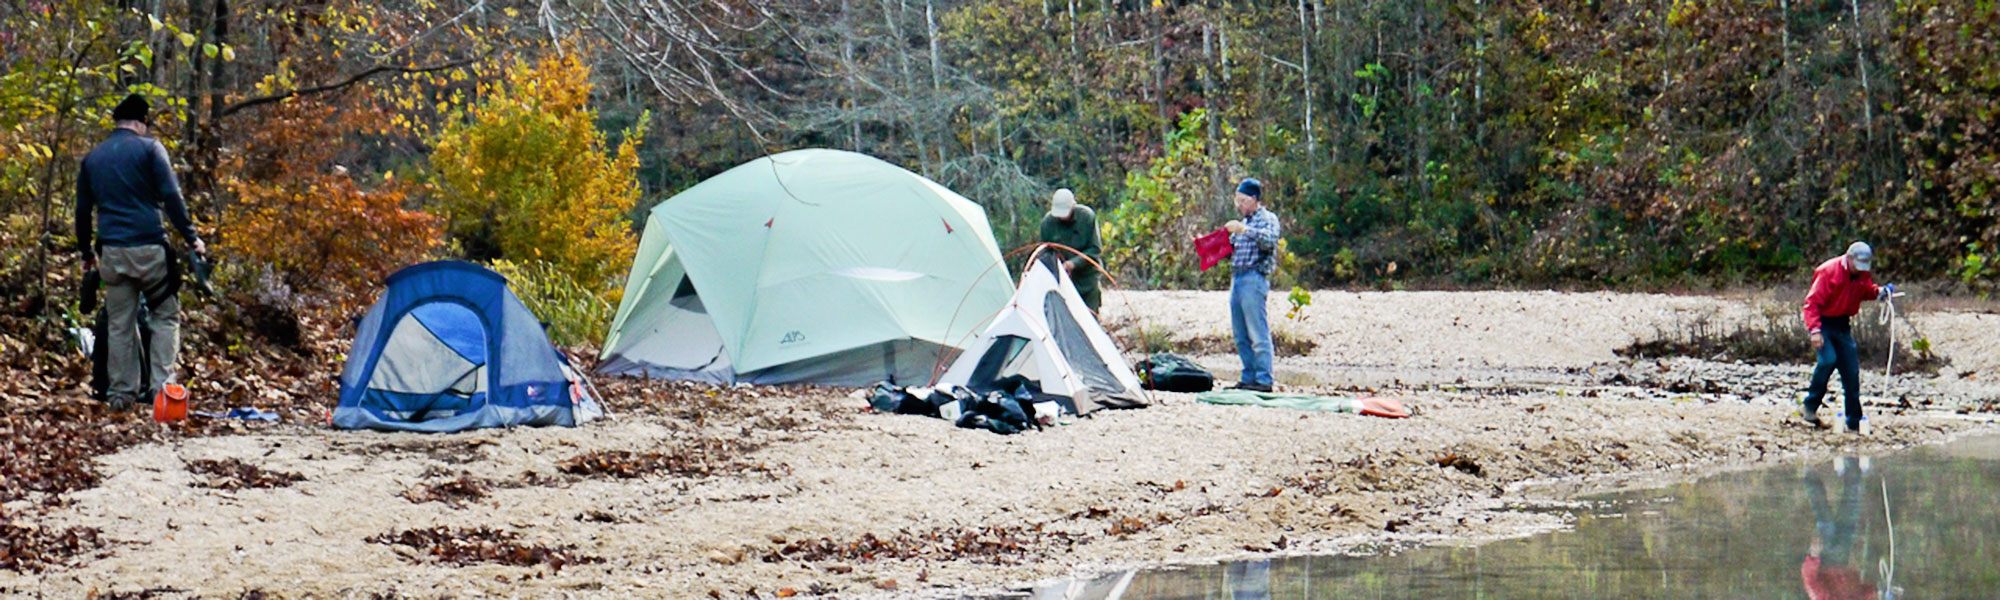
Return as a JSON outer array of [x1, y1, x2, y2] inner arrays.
[[780, 331, 806, 345]]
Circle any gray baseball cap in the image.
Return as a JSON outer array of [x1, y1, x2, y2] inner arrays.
[[1847, 241, 1873, 272]]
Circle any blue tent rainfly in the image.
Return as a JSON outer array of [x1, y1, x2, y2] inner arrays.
[[334, 261, 603, 432]]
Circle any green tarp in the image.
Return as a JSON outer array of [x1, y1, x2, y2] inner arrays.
[[1196, 390, 1368, 414]]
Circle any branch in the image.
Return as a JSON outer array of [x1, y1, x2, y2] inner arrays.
[[1251, 49, 1303, 73], [218, 52, 491, 118]]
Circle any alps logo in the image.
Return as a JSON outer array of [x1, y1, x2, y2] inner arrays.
[[780, 331, 807, 345]]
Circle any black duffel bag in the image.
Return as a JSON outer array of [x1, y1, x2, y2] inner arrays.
[[1137, 352, 1214, 392]]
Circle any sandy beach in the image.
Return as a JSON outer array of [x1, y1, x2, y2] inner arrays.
[[5, 289, 1996, 599]]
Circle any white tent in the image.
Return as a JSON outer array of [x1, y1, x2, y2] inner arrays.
[[935, 249, 1147, 415]]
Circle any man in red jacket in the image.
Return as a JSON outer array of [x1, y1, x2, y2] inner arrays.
[[1801, 242, 1893, 433]]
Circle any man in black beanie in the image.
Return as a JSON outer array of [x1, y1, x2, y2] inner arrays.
[[75, 93, 205, 412]]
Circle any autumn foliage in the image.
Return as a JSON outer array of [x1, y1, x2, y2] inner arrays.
[[1884, 0, 2000, 289], [220, 95, 441, 306], [431, 51, 644, 297]]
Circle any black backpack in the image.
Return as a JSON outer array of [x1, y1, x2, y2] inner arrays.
[[1137, 352, 1214, 392]]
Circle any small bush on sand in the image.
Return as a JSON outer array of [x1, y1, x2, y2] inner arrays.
[[1618, 302, 1946, 375], [1273, 328, 1318, 357], [1132, 324, 1179, 353]]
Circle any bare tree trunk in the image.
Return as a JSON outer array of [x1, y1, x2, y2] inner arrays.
[[34, 25, 84, 315], [1070, 0, 1097, 178], [925, 0, 947, 169], [1473, 0, 1483, 110], [1414, 5, 1428, 198], [881, 0, 928, 175], [1220, 15, 1229, 85], [149, 0, 168, 84], [1300, 0, 1315, 161], [1153, 1, 1168, 145], [1066, 0, 1080, 176], [204, 0, 230, 226], [1778, 0, 1790, 66], [1850, 0, 1872, 143], [115, 0, 146, 87], [997, 115, 1017, 236], [842, 0, 861, 151], [925, 0, 942, 92], [182, 0, 215, 221], [184, 0, 210, 154], [1204, 18, 1224, 205], [1102, 0, 1113, 44], [208, 0, 229, 127], [1068, 0, 1078, 58]]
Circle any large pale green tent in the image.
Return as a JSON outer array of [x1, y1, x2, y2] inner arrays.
[[599, 149, 1014, 386]]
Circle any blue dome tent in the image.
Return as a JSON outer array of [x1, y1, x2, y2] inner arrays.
[[334, 261, 604, 432]]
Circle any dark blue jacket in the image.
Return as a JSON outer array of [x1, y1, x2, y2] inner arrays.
[[74, 128, 199, 261]]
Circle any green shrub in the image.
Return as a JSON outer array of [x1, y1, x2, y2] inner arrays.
[[488, 259, 612, 347]]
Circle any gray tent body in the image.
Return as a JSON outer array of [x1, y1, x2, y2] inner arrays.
[[595, 261, 950, 385]]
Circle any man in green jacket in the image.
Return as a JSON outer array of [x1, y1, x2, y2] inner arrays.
[[1039, 188, 1102, 313]]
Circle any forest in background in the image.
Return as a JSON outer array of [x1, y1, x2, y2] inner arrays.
[[5, 0, 1999, 344]]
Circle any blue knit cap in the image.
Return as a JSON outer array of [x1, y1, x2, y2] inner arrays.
[[1236, 178, 1262, 200]]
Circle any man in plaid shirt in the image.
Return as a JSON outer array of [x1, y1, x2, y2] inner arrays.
[[1224, 178, 1280, 392]]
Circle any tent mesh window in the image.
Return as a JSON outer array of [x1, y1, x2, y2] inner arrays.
[[362, 302, 489, 422], [967, 335, 1032, 388], [1042, 290, 1123, 395], [669, 276, 705, 312]]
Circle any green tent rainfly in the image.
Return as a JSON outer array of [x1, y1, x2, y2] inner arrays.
[[600, 149, 1015, 387]]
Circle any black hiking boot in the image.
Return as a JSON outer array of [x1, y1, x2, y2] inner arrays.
[[1800, 403, 1826, 429], [1232, 382, 1273, 393]]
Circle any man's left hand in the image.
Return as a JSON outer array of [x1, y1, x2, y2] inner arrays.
[[192, 239, 207, 256], [1878, 283, 1895, 301], [1224, 220, 1247, 234]]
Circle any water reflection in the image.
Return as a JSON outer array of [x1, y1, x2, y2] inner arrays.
[[1803, 456, 1894, 599], [1018, 436, 2000, 599]]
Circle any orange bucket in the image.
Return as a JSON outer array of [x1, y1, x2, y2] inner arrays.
[[153, 383, 189, 423]]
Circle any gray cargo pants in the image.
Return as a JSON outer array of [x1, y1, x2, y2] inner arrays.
[[100, 245, 180, 408]]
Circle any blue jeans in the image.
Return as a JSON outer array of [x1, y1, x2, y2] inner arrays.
[[1804, 324, 1862, 429], [1230, 271, 1273, 387]]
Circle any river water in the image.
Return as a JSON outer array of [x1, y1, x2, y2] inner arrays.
[[1019, 435, 2000, 599]]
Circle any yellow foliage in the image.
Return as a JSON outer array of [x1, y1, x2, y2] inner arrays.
[[431, 50, 644, 298]]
